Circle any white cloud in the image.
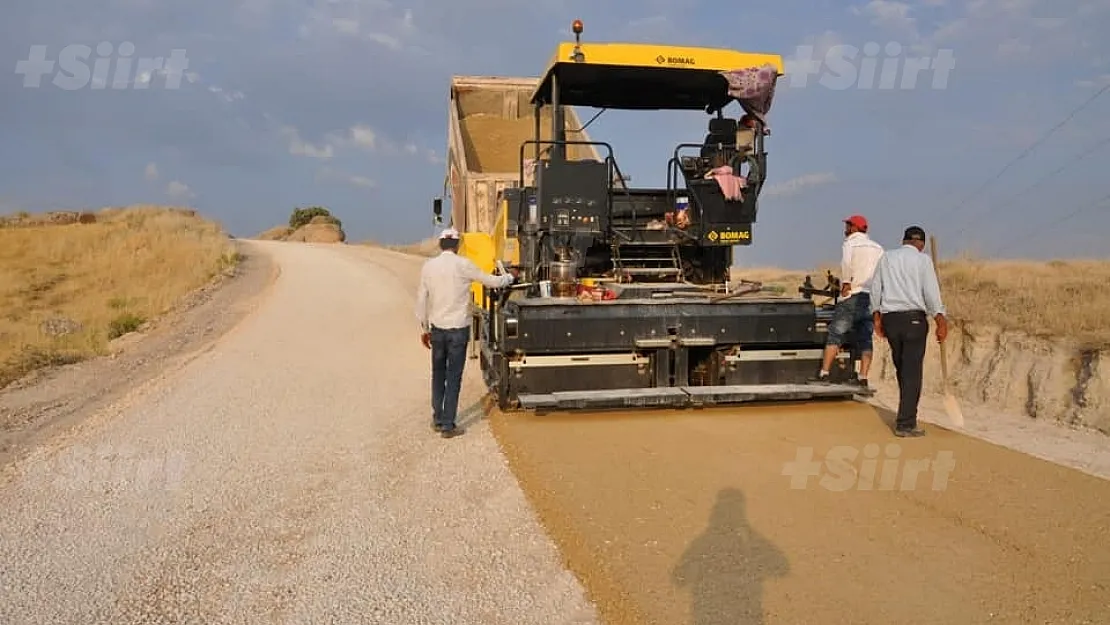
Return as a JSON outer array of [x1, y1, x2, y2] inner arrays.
[[301, 2, 418, 52], [346, 175, 375, 188], [346, 125, 376, 150], [852, 0, 916, 34], [332, 17, 360, 35], [763, 172, 838, 198], [278, 123, 382, 158], [280, 125, 335, 158], [853, 0, 1101, 63], [144, 162, 159, 181], [996, 38, 1033, 60], [783, 30, 845, 86], [366, 32, 402, 49], [207, 85, 246, 103], [316, 166, 375, 189], [273, 118, 443, 171], [1076, 73, 1110, 88], [166, 180, 194, 199]]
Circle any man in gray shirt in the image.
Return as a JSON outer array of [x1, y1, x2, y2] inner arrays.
[[869, 226, 949, 437]]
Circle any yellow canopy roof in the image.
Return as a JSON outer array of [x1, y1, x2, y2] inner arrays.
[[531, 42, 785, 111]]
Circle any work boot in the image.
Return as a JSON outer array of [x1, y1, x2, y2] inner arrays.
[[809, 372, 831, 384], [894, 426, 926, 438], [440, 426, 465, 439]]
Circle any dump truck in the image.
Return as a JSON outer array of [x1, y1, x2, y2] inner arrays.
[[435, 21, 869, 412]]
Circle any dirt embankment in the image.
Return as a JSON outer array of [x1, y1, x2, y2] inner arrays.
[[871, 325, 1108, 433]]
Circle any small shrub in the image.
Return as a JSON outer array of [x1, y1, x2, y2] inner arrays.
[[289, 206, 341, 230], [107, 312, 146, 339], [220, 250, 244, 268]]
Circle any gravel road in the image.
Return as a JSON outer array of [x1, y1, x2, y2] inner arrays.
[[0, 240, 599, 625]]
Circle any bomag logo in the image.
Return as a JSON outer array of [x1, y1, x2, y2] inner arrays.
[[655, 55, 696, 65], [707, 230, 751, 242]]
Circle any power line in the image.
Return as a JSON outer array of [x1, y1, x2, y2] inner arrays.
[[937, 81, 1110, 224], [951, 134, 1110, 237], [997, 190, 1110, 254]]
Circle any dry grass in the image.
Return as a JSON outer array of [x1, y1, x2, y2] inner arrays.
[[0, 205, 239, 388], [936, 258, 1110, 347], [737, 259, 1110, 347]]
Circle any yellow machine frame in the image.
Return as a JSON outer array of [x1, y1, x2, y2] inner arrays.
[[462, 195, 519, 305]]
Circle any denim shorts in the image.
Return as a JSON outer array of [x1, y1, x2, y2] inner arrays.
[[826, 292, 874, 351]]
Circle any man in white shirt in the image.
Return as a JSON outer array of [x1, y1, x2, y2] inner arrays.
[[415, 227, 515, 438], [815, 214, 885, 387]]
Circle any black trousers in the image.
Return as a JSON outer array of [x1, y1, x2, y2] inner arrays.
[[882, 310, 929, 430]]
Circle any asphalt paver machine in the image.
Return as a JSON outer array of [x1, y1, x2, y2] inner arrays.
[[437, 21, 868, 412]]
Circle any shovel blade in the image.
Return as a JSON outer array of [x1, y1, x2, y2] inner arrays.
[[943, 393, 965, 428]]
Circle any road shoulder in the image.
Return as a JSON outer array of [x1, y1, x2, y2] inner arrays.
[[0, 239, 277, 469]]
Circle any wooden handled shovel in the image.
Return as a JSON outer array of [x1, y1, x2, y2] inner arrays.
[[929, 235, 965, 428]]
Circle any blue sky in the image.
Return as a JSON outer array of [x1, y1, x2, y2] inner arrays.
[[3, 0, 1109, 268]]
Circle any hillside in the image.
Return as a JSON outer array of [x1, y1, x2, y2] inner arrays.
[[0, 205, 239, 388]]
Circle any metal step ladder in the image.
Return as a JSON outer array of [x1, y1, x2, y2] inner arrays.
[[612, 241, 684, 282]]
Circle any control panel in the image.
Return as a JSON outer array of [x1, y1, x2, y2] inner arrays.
[[535, 159, 609, 235]]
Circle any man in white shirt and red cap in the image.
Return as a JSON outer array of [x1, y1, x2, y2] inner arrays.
[[815, 214, 885, 388], [414, 227, 515, 437]]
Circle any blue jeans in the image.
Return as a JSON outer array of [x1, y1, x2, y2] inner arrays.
[[826, 292, 874, 353], [430, 326, 470, 429]]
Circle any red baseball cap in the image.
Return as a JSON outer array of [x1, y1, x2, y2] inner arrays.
[[844, 215, 868, 230]]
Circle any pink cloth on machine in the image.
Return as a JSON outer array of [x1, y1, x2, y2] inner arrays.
[[706, 165, 746, 201], [720, 63, 780, 131]]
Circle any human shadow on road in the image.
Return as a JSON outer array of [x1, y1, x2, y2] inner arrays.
[[672, 488, 789, 625], [871, 404, 899, 431], [455, 398, 489, 430]]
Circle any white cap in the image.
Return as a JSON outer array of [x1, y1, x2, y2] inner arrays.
[[438, 227, 460, 240]]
